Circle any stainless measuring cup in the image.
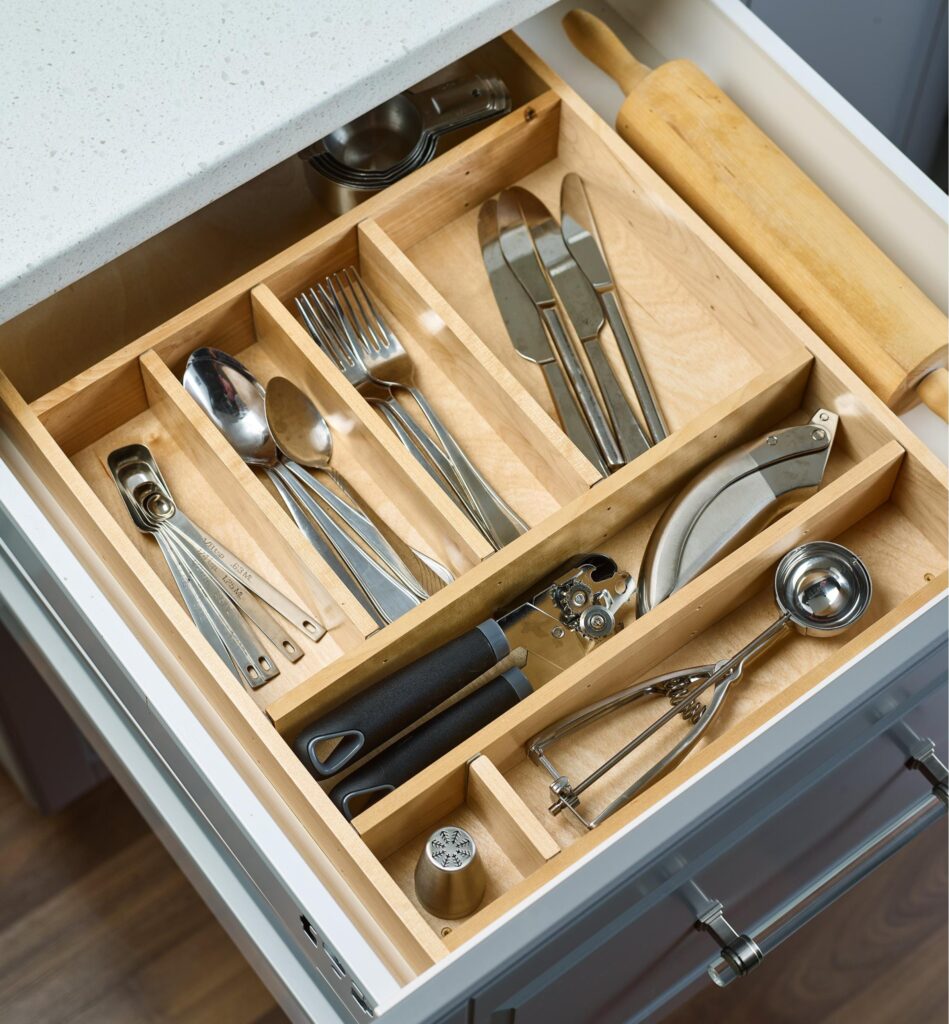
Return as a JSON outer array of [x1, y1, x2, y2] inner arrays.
[[300, 74, 511, 213]]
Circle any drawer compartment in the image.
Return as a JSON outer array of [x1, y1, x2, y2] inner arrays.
[[0, 29, 945, 985]]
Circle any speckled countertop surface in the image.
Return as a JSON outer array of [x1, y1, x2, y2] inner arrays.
[[0, 0, 551, 323]]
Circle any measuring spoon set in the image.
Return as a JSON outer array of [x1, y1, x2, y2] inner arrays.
[[108, 445, 325, 689]]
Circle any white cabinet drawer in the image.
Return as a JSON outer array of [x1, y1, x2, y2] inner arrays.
[[466, 622, 947, 1024], [0, 2, 945, 1022]]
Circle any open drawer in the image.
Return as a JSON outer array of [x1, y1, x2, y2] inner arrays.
[[0, 17, 945, 1024]]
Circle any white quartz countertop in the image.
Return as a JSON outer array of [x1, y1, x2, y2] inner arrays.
[[0, 0, 551, 324]]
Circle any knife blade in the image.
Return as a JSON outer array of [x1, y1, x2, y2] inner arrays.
[[480, 199, 606, 475], [512, 187, 649, 463], [561, 173, 668, 443], [497, 189, 621, 471]]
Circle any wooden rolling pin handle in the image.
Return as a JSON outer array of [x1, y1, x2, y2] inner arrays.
[[917, 368, 949, 421], [562, 9, 651, 93]]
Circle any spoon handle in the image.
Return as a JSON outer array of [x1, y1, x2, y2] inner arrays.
[[267, 469, 384, 627], [274, 464, 421, 624], [155, 529, 238, 676], [167, 528, 304, 661], [164, 504, 327, 642], [158, 527, 278, 688], [282, 460, 427, 599], [324, 465, 453, 586]]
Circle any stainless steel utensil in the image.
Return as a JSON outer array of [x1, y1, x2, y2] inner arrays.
[[478, 199, 602, 474], [183, 349, 421, 625], [293, 411, 842, 807], [296, 268, 527, 550], [108, 444, 324, 687], [300, 76, 511, 214], [529, 541, 872, 829], [496, 189, 620, 472], [638, 410, 839, 613], [296, 286, 478, 523], [414, 826, 486, 918], [561, 172, 668, 443], [265, 375, 437, 598], [311, 555, 636, 815], [513, 187, 650, 463]]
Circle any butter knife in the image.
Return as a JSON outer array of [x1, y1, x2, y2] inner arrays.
[[561, 173, 668, 443], [497, 189, 622, 471], [478, 200, 605, 475], [511, 187, 649, 463]]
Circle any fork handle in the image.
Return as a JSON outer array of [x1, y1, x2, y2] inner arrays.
[[376, 398, 493, 537], [403, 385, 527, 549]]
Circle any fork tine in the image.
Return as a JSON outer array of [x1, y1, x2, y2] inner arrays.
[[349, 266, 399, 349], [300, 290, 354, 373], [294, 293, 324, 344], [327, 273, 373, 357], [308, 286, 350, 353], [318, 279, 356, 346], [342, 267, 386, 352]]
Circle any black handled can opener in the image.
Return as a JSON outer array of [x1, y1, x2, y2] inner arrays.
[[294, 555, 634, 780]]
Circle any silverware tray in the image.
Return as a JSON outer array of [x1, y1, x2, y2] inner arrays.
[[1, 31, 945, 971]]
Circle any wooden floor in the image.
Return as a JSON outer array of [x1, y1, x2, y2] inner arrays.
[[0, 770, 284, 1024], [0, 766, 945, 1023]]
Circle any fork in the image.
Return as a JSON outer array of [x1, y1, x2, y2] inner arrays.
[[327, 268, 526, 549], [295, 288, 487, 537]]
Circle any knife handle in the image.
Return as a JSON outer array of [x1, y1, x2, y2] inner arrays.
[[330, 668, 532, 820], [540, 360, 608, 475], [601, 289, 668, 443], [584, 335, 650, 462], [293, 620, 510, 778], [541, 306, 623, 470]]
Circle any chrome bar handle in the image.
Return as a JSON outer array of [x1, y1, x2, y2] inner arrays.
[[697, 744, 947, 987]]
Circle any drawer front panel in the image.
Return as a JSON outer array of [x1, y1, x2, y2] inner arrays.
[[374, 596, 946, 1024], [465, 625, 946, 1023]]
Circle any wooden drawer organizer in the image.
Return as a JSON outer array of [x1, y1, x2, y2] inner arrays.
[[0, 33, 945, 975]]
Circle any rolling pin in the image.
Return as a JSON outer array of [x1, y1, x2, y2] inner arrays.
[[563, 10, 948, 419]]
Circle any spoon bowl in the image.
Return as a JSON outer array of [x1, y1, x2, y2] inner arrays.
[[265, 376, 333, 470], [183, 348, 278, 466], [774, 541, 872, 637]]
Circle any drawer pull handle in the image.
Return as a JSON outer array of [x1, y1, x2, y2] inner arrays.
[[696, 902, 763, 979], [907, 739, 948, 805], [699, 743, 947, 986]]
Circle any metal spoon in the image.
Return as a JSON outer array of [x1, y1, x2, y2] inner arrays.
[[183, 349, 420, 625], [264, 376, 451, 592]]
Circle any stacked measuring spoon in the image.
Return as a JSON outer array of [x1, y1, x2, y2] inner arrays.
[[108, 444, 325, 688]]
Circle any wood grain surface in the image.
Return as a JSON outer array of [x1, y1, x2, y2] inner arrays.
[[0, 770, 279, 1024]]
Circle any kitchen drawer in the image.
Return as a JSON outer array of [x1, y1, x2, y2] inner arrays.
[[463, 609, 947, 1024], [0, 3, 946, 1023]]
